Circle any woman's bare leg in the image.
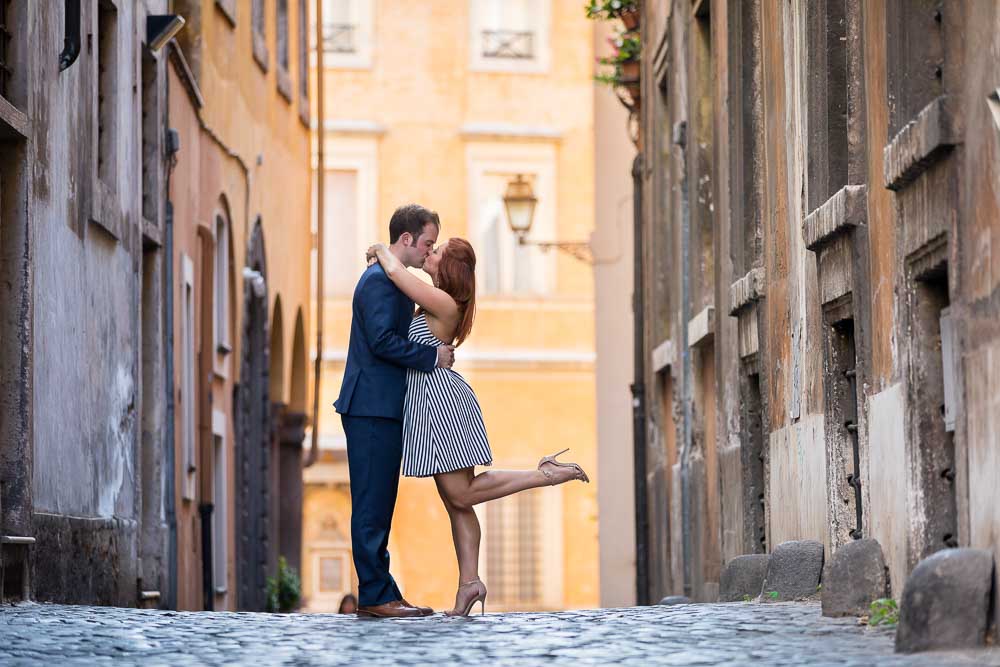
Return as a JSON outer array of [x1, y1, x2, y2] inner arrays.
[[435, 471, 481, 588], [435, 462, 580, 511]]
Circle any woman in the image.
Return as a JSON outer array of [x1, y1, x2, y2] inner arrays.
[[367, 237, 589, 617]]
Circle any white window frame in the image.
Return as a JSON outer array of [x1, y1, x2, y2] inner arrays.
[[314, 0, 374, 70], [469, 0, 551, 74], [212, 409, 229, 595], [476, 483, 564, 610], [181, 253, 197, 501], [465, 142, 557, 296], [314, 136, 378, 297]]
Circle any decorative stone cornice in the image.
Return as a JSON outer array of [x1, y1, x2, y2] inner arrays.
[[884, 96, 958, 191], [802, 185, 867, 251], [729, 268, 765, 316]]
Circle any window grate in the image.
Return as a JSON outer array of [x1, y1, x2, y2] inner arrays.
[[323, 23, 356, 53], [482, 30, 534, 59], [0, 0, 12, 99]]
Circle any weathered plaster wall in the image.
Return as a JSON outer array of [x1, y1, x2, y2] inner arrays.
[[26, 0, 169, 606]]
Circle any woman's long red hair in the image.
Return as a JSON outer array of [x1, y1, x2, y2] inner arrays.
[[434, 238, 477, 346]]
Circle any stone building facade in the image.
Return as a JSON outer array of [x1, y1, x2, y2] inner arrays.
[[633, 0, 1000, 630], [305, 0, 601, 613], [0, 0, 312, 610]]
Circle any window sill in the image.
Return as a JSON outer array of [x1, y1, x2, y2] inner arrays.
[[215, 0, 236, 26], [0, 95, 29, 140], [299, 96, 310, 128], [277, 67, 292, 103], [90, 179, 124, 242], [253, 32, 269, 72]]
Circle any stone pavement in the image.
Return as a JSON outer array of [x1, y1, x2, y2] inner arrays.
[[2, 600, 999, 666]]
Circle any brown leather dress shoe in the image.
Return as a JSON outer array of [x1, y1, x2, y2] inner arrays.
[[356, 600, 425, 618], [401, 598, 434, 616]]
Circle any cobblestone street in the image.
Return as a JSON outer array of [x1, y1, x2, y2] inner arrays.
[[2, 601, 999, 666]]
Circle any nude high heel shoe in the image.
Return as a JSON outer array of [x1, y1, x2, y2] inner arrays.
[[538, 448, 590, 484], [444, 579, 487, 617]]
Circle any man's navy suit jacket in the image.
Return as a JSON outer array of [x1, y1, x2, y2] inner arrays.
[[334, 264, 438, 421]]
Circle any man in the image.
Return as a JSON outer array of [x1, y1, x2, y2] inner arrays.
[[334, 204, 454, 618]]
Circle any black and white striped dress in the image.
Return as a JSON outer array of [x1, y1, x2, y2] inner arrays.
[[401, 313, 493, 477]]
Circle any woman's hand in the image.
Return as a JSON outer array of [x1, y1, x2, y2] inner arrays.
[[366, 243, 386, 267]]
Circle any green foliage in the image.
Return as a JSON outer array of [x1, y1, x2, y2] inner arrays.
[[767, 591, 780, 600], [594, 31, 641, 87], [868, 598, 899, 627], [585, 0, 639, 21], [742, 594, 752, 603], [265, 556, 302, 613]]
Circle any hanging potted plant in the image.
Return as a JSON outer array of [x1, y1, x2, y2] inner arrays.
[[595, 31, 641, 105], [585, 0, 640, 31]]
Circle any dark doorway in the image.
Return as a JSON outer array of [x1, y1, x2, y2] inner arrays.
[[236, 220, 271, 611]]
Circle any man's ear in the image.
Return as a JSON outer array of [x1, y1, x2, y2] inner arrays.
[[399, 232, 412, 247]]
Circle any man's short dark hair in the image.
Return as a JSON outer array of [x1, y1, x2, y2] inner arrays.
[[389, 204, 440, 244]]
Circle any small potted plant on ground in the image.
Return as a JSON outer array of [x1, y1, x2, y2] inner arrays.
[[585, 0, 640, 31]]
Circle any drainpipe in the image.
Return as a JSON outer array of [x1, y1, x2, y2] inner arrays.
[[305, 0, 325, 468], [164, 194, 178, 611], [630, 153, 649, 606], [674, 120, 693, 599], [58, 0, 81, 72]]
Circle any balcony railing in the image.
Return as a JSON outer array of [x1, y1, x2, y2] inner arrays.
[[481, 29, 534, 60], [323, 23, 356, 54]]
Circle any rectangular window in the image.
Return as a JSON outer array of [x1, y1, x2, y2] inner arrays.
[[97, 1, 118, 186], [322, 169, 361, 296], [318, 555, 345, 592], [730, 0, 763, 277], [298, 0, 309, 122], [214, 215, 231, 353], [276, 0, 292, 100], [320, 0, 372, 69], [805, 0, 849, 212], [470, 0, 549, 73], [886, 0, 945, 136], [212, 410, 228, 594], [480, 483, 563, 610], [140, 49, 158, 224], [466, 144, 557, 296], [252, 0, 269, 70], [0, 0, 13, 101], [485, 490, 542, 607], [181, 254, 197, 501]]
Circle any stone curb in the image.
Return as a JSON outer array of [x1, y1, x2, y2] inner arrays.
[[719, 554, 769, 602], [761, 540, 825, 602], [821, 538, 889, 617], [895, 547, 995, 654]]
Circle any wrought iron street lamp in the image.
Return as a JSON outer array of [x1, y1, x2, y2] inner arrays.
[[502, 174, 594, 264]]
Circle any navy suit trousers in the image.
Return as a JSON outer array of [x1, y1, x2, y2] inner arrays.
[[341, 414, 404, 606]]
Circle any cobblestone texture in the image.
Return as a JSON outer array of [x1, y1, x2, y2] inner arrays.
[[2, 601, 999, 666]]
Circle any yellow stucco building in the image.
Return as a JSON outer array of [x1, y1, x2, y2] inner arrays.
[[304, 0, 598, 612]]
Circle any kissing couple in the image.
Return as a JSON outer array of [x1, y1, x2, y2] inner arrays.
[[334, 204, 589, 618]]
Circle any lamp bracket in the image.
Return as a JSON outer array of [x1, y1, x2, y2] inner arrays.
[[517, 237, 594, 264]]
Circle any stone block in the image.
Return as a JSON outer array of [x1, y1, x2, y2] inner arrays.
[[658, 596, 692, 606], [761, 540, 824, 602], [719, 554, 769, 602], [896, 548, 995, 653], [821, 539, 888, 617]]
